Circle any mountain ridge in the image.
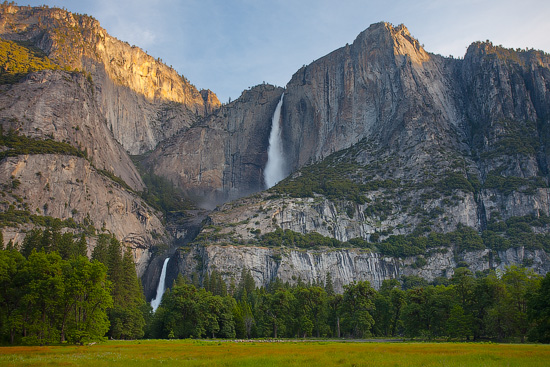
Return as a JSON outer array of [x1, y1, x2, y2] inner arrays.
[[0, 3, 221, 154]]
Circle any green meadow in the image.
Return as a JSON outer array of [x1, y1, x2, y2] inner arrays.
[[1, 340, 550, 367]]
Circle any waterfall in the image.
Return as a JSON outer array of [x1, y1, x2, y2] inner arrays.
[[264, 93, 285, 188], [150, 257, 170, 312]]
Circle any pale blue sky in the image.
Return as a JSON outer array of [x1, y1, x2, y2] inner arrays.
[[17, 0, 550, 103]]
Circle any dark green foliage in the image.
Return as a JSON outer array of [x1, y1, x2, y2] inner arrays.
[[108, 249, 148, 340], [0, 38, 59, 84], [0, 129, 87, 161], [341, 281, 376, 338], [377, 235, 427, 257], [479, 120, 540, 159], [58, 256, 112, 345], [139, 171, 195, 215], [364, 198, 393, 220], [399, 266, 544, 341], [93, 235, 148, 340], [19, 225, 85, 260], [270, 148, 397, 204], [260, 288, 295, 338], [374, 224, 482, 257], [401, 275, 429, 290], [236, 268, 256, 301], [0, 208, 78, 229], [204, 270, 228, 297], [0, 260, 534, 342], [0, 249, 112, 345], [528, 272, 550, 342], [402, 285, 454, 339], [436, 172, 476, 194], [448, 224, 485, 253], [131, 157, 196, 218], [260, 228, 342, 249], [372, 279, 405, 337], [486, 213, 550, 252], [484, 171, 546, 196], [95, 169, 133, 192], [150, 277, 236, 339], [91, 234, 110, 265], [8, 228, 148, 342]]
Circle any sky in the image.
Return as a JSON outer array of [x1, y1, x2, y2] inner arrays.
[[17, 0, 550, 103]]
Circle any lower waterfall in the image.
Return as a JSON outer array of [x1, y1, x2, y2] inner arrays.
[[264, 93, 286, 188], [150, 257, 170, 312]]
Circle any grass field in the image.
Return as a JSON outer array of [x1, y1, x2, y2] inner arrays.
[[1, 340, 549, 366]]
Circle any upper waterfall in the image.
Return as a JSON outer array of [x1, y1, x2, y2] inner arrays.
[[264, 93, 286, 188]]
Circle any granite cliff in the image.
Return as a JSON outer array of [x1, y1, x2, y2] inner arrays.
[[0, 4, 221, 154]]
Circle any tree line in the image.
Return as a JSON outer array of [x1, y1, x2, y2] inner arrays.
[[2, 226, 550, 344], [150, 266, 550, 343]]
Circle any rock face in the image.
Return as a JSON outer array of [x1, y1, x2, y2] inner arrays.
[[0, 70, 144, 191], [145, 85, 284, 206], [176, 244, 399, 292], [278, 22, 550, 227], [281, 23, 461, 171], [0, 154, 166, 276], [0, 4, 191, 276], [197, 22, 550, 236], [0, 4, 221, 154], [174, 243, 550, 291]]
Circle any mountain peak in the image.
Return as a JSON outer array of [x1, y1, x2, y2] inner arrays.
[[354, 22, 430, 64]]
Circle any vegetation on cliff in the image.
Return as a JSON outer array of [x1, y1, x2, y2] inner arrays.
[[131, 156, 196, 219], [194, 212, 550, 259], [0, 38, 60, 84], [0, 128, 87, 160]]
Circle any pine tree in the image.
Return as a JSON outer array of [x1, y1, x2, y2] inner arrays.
[[203, 271, 210, 292], [528, 272, 550, 342], [107, 236, 123, 295], [237, 269, 255, 300], [75, 234, 88, 258], [325, 272, 335, 296], [21, 229, 42, 258], [0, 249, 26, 344], [57, 232, 75, 260], [107, 248, 147, 339], [91, 234, 109, 264], [5, 240, 14, 250]]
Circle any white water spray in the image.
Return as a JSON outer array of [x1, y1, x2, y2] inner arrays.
[[150, 257, 170, 312], [264, 93, 285, 188]]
